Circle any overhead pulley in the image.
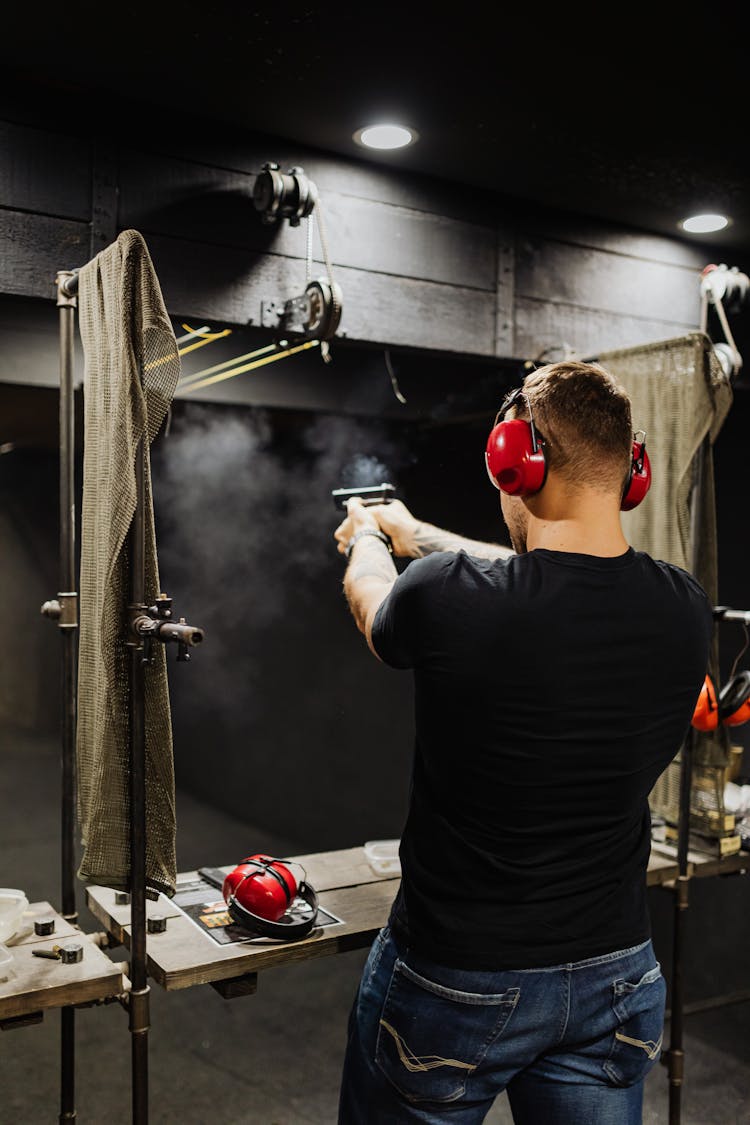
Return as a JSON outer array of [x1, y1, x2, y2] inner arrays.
[[280, 278, 343, 341], [254, 160, 343, 344], [253, 163, 318, 227]]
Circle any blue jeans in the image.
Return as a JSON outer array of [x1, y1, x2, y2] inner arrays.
[[338, 926, 666, 1124]]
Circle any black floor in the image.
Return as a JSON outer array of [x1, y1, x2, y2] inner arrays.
[[2, 727, 749, 1124]]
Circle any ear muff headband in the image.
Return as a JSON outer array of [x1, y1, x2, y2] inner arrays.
[[718, 670, 750, 726], [227, 879, 319, 940], [225, 857, 319, 941]]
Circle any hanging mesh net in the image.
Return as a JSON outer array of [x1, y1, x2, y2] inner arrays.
[[77, 230, 180, 895], [599, 332, 733, 836]]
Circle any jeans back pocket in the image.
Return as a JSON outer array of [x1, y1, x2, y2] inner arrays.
[[604, 963, 666, 1087], [375, 958, 519, 1105]]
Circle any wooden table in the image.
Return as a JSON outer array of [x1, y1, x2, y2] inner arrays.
[[85, 843, 749, 995], [0, 901, 124, 1026], [86, 847, 397, 992], [649, 840, 749, 883]]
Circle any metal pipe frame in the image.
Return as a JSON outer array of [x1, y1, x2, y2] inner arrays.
[[55, 269, 80, 1124], [127, 432, 150, 1125], [53, 267, 151, 1123], [667, 435, 709, 1125]]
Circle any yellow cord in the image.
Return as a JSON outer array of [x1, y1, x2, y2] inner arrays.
[[180, 339, 320, 395], [145, 324, 233, 371], [177, 324, 232, 358], [178, 344, 278, 389]]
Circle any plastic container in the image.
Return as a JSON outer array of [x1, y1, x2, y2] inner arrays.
[[0, 942, 12, 982], [0, 889, 28, 944], [364, 840, 401, 877]]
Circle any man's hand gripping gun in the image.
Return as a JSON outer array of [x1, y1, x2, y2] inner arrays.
[[331, 483, 396, 510]]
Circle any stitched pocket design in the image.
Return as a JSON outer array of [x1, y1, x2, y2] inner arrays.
[[375, 959, 519, 1104], [604, 963, 666, 1087]]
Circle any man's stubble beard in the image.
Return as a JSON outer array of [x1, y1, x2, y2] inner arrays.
[[501, 495, 528, 555]]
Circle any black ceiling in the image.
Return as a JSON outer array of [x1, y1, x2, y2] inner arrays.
[[3, 5, 750, 260]]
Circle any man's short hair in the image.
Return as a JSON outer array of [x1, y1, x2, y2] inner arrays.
[[518, 361, 633, 493]]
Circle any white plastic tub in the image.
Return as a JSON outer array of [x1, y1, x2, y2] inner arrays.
[[364, 840, 401, 877], [0, 889, 28, 944], [0, 942, 12, 982]]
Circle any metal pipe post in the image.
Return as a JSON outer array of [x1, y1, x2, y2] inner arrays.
[[667, 726, 693, 1125], [667, 436, 708, 1124], [57, 276, 78, 926], [128, 435, 150, 1125], [55, 269, 79, 1125]]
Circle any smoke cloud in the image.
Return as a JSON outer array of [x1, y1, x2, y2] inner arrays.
[[150, 402, 414, 733]]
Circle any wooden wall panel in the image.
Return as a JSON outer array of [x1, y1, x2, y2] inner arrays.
[[146, 235, 497, 355], [0, 122, 91, 219], [516, 236, 701, 325], [119, 152, 496, 289], [519, 213, 709, 270], [321, 195, 495, 290], [0, 113, 720, 378], [514, 296, 698, 362], [138, 129, 500, 226], [118, 152, 255, 246], [0, 211, 89, 300], [495, 233, 515, 355]]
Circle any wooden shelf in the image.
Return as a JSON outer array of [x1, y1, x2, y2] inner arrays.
[[0, 902, 124, 1023]]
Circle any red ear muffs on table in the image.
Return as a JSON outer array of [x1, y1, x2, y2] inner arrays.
[[222, 854, 319, 941], [484, 387, 651, 510]]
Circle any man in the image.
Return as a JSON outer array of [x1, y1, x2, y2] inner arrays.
[[334, 361, 712, 1125]]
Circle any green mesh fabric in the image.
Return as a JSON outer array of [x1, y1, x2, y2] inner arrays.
[[599, 333, 733, 829], [600, 332, 731, 601], [76, 230, 180, 895]]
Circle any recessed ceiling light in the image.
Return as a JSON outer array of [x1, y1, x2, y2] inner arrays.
[[681, 213, 729, 234], [353, 124, 418, 150]]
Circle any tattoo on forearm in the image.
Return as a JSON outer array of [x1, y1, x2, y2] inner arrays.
[[344, 537, 397, 635], [412, 522, 513, 560], [348, 540, 398, 584]]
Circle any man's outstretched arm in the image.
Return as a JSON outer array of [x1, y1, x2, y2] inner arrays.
[[334, 498, 398, 657], [369, 499, 513, 560]]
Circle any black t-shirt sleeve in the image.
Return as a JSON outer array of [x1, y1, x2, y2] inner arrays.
[[371, 554, 450, 668]]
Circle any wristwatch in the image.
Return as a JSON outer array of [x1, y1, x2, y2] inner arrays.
[[345, 528, 393, 559]]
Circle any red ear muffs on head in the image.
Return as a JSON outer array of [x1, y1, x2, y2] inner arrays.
[[485, 387, 547, 497], [621, 437, 652, 511], [485, 418, 547, 496], [485, 390, 652, 511]]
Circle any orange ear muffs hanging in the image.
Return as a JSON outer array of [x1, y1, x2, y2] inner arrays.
[[691, 674, 719, 731]]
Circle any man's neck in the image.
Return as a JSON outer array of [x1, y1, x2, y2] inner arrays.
[[527, 518, 629, 557], [525, 488, 630, 557]]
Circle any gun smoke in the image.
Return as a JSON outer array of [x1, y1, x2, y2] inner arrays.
[[150, 401, 413, 784]]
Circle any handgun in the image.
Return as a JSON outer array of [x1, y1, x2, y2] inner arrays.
[[331, 483, 396, 510]]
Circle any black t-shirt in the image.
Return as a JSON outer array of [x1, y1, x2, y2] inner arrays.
[[371, 547, 712, 970]]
